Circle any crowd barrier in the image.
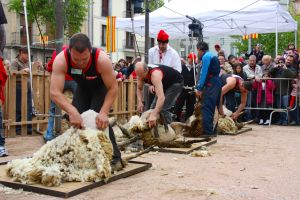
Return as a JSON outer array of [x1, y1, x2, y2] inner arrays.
[[243, 77, 299, 126]]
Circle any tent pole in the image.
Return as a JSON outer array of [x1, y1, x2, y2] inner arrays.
[[295, 21, 298, 49], [144, 0, 149, 64], [22, 0, 34, 110], [276, 10, 278, 56]]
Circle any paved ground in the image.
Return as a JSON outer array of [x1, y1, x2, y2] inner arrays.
[[0, 124, 300, 200]]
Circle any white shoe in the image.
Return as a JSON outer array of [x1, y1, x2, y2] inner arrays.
[[264, 120, 270, 125], [0, 146, 8, 157], [259, 119, 264, 125]]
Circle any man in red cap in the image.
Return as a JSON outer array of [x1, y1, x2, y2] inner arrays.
[[146, 30, 182, 110], [214, 44, 226, 58], [174, 53, 197, 121], [148, 30, 181, 73]]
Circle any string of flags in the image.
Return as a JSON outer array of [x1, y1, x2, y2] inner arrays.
[[242, 33, 258, 40]]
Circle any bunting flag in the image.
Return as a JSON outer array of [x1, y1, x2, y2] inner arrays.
[[111, 16, 116, 52], [106, 16, 110, 52], [106, 16, 117, 53]]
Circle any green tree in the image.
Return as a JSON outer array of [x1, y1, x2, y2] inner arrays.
[[149, 0, 164, 12], [8, 0, 88, 37], [232, 32, 294, 57]]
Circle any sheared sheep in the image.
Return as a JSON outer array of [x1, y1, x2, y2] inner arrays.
[[6, 127, 113, 186]]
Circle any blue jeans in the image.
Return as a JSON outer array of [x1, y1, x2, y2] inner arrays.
[[16, 86, 32, 134], [44, 80, 77, 140], [275, 94, 289, 124], [202, 76, 221, 135], [0, 110, 4, 146]]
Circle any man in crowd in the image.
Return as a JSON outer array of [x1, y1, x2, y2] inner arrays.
[[11, 47, 33, 135], [0, 1, 8, 156], [243, 55, 262, 120], [50, 33, 122, 170], [135, 62, 183, 127], [174, 53, 197, 121], [245, 44, 264, 65], [269, 54, 297, 125], [146, 29, 182, 110], [195, 41, 221, 138]]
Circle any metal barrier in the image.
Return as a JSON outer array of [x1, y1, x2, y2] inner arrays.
[[243, 77, 299, 126]]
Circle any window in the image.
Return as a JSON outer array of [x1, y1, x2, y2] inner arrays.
[[125, 0, 132, 17], [101, 25, 106, 46], [125, 32, 134, 49], [102, 0, 109, 17]]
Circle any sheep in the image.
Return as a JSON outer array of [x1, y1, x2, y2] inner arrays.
[[6, 127, 113, 186]]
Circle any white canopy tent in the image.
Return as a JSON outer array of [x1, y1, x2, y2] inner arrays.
[[116, 0, 297, 54]]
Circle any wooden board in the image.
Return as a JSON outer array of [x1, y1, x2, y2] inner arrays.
[[153, 138, 217, 154], [0, 161, 151, 198], [220, 127, 253, 136]]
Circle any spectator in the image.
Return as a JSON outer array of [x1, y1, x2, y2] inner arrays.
[[289, 71, 300, 125], [0, 2, 8, 156], [118, 58, 128, 76], [233, 63, 248, 106], [253, 73, 276, 125], [3, 60, 10, 72], [245, 44, 264, 65], [228, 55, 238, 68], [261, 55, 274, 76], [243, 55, 263, 120], [214, 44, 226, 58], [269, 55, 297, 125], [218, 54, 233, 75], [148, 30, 181, 73], [174, 53, 197, 121], [11, 47, 33, 135]]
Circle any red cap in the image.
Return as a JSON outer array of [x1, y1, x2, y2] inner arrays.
[[187, 53, 197, 60], [214, 44, 220, 48], [238, 57, 245, 63], [157, 30, 169, 42]]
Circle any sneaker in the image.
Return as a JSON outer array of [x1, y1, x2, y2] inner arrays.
[[290, 121, 296, 126], [258, 119, 264, 125], [0, 146, 8, 157], [263, 120, 270, 125]]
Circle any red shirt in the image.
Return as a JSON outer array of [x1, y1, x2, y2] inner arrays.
[[47, 46, 73, 81]]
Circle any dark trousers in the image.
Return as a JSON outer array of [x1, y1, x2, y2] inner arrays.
[[258, 110, 271, 121], [224, 90, 237, 112], [202, 76, 222, 135], [16, 85, 32, 134], [72, 84, 121, 160], [174, 89, 196, 121], [0, 110, 4, 146]]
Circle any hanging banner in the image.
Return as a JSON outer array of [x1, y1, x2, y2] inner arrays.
[[106, 16, 110, 52], [106, 16, 116, 53]]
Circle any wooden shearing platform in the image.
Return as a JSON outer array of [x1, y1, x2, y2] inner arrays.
[[0, 160, 152, 198], [153, 137, 217, 154], [220, 127, 253, 136]]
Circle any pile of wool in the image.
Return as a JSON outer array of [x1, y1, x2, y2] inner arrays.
[[127, 110, 177, 147], [190, 149, 211, 157], [6, 127, 113, 187], [217, 116, 238, 134]]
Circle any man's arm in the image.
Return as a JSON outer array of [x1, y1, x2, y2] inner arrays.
[[137, 77, 144, 112], [151, 70, 165, 115], [196, 53, 211, 91], [97, 51, 118, 115], [219, 78, 235, 115], [232, 91, 247, 119], [50, 51, 74, 113]]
